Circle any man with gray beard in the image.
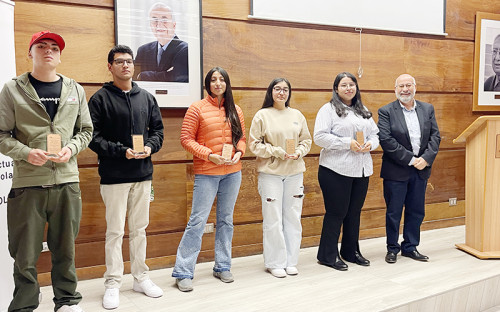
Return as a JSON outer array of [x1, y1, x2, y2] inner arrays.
[[377, 74, 441, 264]]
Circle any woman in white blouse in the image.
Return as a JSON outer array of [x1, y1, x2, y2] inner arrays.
[[314, 72, 379, 271], [249, 78, 312, 278]]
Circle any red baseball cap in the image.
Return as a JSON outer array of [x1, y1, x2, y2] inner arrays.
[[29, 30, 65, 52]]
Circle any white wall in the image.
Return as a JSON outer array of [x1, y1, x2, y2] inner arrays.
[[0, 0, 16, 311], [251, 0, 447, 36]]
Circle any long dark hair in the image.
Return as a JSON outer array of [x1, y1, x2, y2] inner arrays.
[[204, 67, 243, 148], [330, 72, 372, 119], [261, 78, 292, 109]]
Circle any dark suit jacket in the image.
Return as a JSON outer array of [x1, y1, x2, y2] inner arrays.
[[378, 100, 440, 181], [135, 36, 188, 82], [484, 74, 499, 91]]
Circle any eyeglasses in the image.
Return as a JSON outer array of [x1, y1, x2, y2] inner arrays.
[[338, 83, 356, 90], [396, 83, 415, 89], [113, 59, 134, 66], [493, 49, 500, 57], [273, 87, 289, 94], [150, 18, 173, 26]]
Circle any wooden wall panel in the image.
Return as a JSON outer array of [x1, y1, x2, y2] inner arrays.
[[14, 1, 114, 82], [445, 0, 500, 40], [41, 0, 113, 8], [202, 19, 473, 92], [75, 164, 188, 244], [202, 0, 250, 20]]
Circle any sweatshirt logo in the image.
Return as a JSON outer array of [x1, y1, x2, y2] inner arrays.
[[40, 97, 60, 105], [68, 96, 77, 102]]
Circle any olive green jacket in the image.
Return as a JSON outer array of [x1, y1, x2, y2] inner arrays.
[[0, 72, 93, 188]]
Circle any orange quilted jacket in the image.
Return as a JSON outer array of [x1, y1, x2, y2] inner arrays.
[[180, 95, 246, 175]]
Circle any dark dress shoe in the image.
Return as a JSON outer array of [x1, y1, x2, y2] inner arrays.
[[385, 252, 397, 263], [332, 256, 348, 271], [401, 250, 429, 261], [354, 251, 370, 266], [317, 257, 348, 271]]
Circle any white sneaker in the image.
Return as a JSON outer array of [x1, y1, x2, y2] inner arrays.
[[285, 267, 299, 275], [133, 279, 163, 298], [56, 305, 84, 312], [267, 268, 287, 278], [102, 288, 119, 310]]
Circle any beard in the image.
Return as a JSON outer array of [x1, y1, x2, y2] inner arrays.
[[396, 91, 415, 104]]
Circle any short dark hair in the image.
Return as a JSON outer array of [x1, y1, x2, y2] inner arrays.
[[261, 78, 292, 109], [107, 45, 134, 64]]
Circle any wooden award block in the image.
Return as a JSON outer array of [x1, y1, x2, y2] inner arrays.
[[132, 135, 145, 154], [356, 131, 364, 145], [222, 143, 233, 160], [47, 133, 61, 156], [286, 139, 296, 155]]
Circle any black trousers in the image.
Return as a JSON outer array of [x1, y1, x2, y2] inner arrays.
[[317, 166, 369, 264]]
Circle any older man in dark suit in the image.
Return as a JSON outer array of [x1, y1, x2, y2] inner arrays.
[[484, 34, 500, 92], [378, 74, 441, 264], [135, 2, 188, 82]]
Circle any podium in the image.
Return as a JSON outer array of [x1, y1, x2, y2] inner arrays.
[[453, 116, 500, 258]]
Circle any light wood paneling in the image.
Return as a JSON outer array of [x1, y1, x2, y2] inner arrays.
[[14, 1, 114, 82], [41, 0, 113, 7], [202, 19, 473, 92], [445, 0, 500, 40], [202, 0, 250, 20]]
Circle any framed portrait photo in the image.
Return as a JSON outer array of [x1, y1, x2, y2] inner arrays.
[[473, 12, 500, 111], [115, 0, 203, 108]]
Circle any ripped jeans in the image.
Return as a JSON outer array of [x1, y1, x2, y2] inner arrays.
[[258, 172, 304, 269]]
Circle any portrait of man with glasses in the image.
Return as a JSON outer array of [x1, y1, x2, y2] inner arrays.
[[134, 1, 189, 82], [484, 33, 500, 92]]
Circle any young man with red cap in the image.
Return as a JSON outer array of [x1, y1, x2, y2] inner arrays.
[[0, 31, 93, 312]]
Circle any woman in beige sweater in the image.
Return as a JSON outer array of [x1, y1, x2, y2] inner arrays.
[[249, 78, 312, 278]]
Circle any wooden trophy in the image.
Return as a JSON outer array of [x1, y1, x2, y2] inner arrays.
[[132, 135, 145, 154], [222, 143, 233, 161], [47, 133, 61, 157], [286, 139, 296, 155]]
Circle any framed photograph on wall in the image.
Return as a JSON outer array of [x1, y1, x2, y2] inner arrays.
[[473, 12, 500, 111], [115, 0, 202, 108]]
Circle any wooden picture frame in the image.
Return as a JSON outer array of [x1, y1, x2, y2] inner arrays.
[[473, 12, 500, 111], [115, 0, 203, 108]]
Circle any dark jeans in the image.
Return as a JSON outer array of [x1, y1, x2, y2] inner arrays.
[[7, 183, 82, 312], [383, 167, 427, 254], [317, 166, 369, 264]]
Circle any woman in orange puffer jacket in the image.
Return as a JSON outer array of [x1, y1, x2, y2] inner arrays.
[[172, 67, 246, 292]]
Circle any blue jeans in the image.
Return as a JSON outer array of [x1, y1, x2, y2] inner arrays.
[[172, 171, 242, 279]]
